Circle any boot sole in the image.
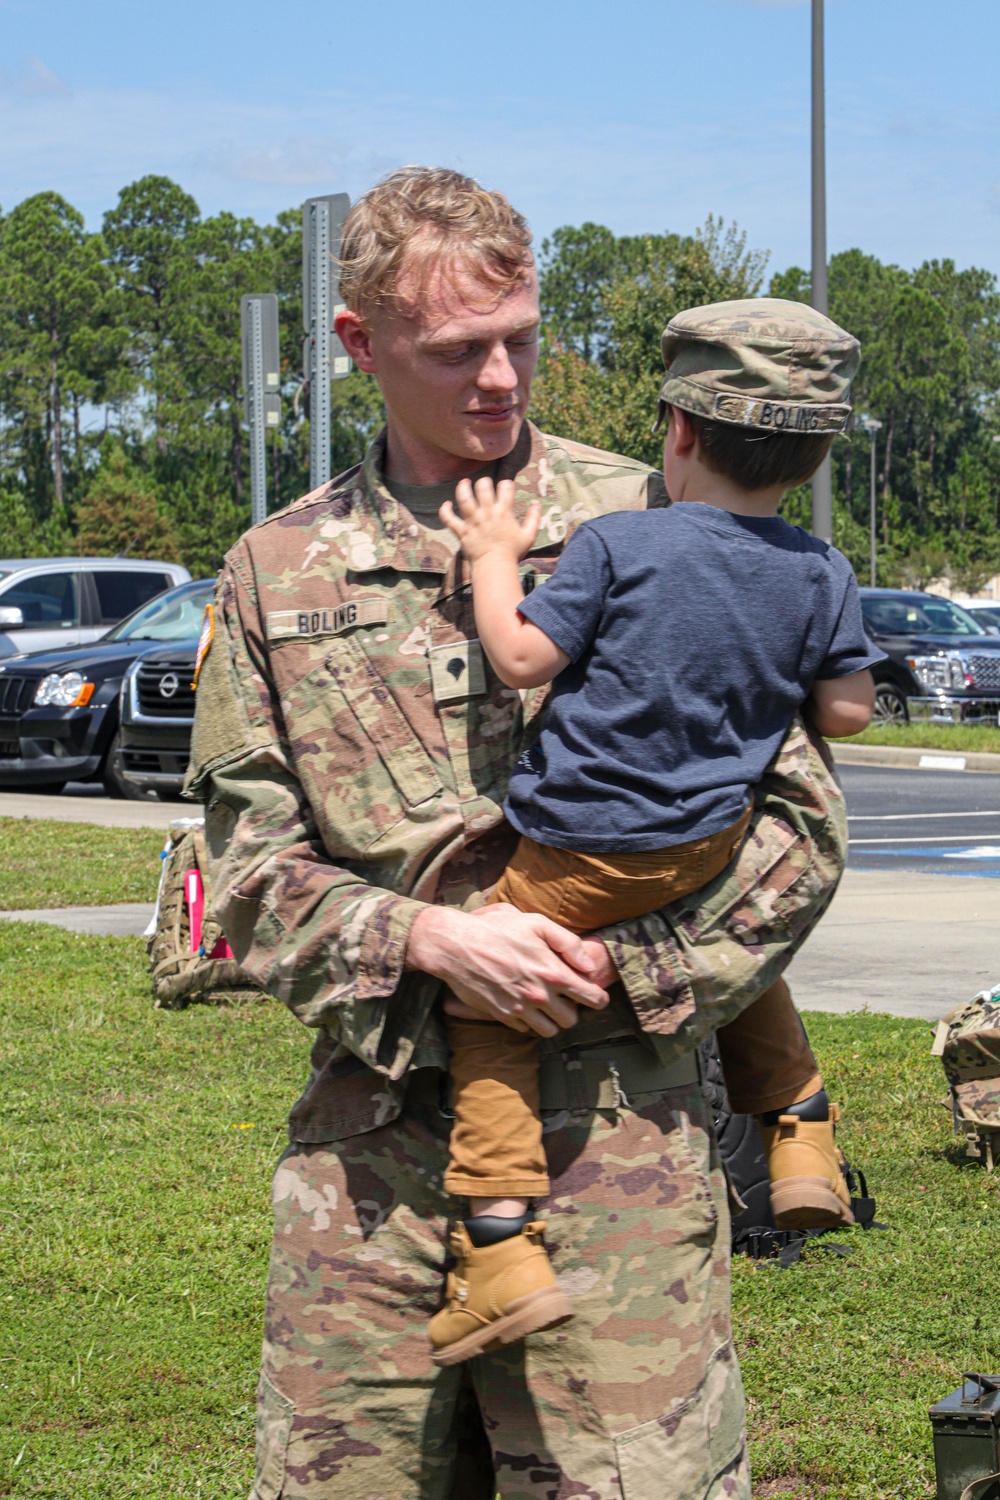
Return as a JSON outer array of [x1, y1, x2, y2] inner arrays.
[[430, 1287, 574, 1367], [771, 1175, 855, 1230]]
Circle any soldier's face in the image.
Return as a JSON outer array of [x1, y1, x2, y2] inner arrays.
[[343, 255, 540, 479]]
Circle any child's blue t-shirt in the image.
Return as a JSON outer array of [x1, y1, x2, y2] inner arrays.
[[506, 500, 884, 853]]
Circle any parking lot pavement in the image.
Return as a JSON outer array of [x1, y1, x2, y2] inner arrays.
[[841, 763, 1000, 878], [788, 865, 996, 1021], [0, 789, 188, 829], [786, 765, 998, 1020], [0, 903, 156, 936]]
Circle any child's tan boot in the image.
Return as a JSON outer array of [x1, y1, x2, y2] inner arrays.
[[761, 1102, 855, 1229], [429, 1220, 573, 1367]]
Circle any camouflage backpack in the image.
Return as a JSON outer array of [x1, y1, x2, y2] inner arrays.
[[147, 817, 263, 1009], [932, 984, 1000, 1167]]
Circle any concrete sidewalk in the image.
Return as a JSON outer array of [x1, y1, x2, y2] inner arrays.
[[788, 866, 998, 1021], [0, 902, 156, 936], [0, 790, 189, 829]]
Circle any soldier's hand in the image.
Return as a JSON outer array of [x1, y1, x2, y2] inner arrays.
[[406, 903, 609, 1038], [578, 935, 619, 990], [439, 477, 541, 564]]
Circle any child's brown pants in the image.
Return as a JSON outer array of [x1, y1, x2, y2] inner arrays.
[[443, 811, 822, 1199]]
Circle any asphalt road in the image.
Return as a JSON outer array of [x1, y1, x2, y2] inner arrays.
[[788, 763, 999, 1018], [842, 763, 1000, 878]]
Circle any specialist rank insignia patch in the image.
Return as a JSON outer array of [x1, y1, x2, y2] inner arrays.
[[266, 597, 391, 642], [428, 639, 487, 703]]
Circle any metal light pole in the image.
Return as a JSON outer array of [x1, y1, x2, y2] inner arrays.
[[862, 417, 882, 586], [303, 193, 351, 491], [240, 293, 281, 527], [810, 0, 832, 542]]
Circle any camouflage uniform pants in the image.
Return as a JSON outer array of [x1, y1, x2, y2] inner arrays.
[[252, 1071, 750, 1500]]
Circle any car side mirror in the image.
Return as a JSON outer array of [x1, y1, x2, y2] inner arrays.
[[0, 606, 25, 629]]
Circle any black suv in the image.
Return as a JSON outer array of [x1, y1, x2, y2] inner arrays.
[[118, 642, 200, 797], [860, 588, 1000, 725], [0, 578, 215, 795]]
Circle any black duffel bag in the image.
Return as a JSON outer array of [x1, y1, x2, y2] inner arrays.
[[701, 1038, 879, 1267]]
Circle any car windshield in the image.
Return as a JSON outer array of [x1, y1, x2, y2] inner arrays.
[[863, 597, 987, 637], [103, 582, 215, 642]]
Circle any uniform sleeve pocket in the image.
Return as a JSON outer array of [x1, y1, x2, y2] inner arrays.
[[252, 1372, 295, 1500], [613, 1342, 746, 1500]]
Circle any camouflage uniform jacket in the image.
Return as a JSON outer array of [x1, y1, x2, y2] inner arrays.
[[186, 421, 847, 1144]]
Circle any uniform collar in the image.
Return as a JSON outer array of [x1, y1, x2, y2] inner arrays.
[[354, 421, 555, 580]]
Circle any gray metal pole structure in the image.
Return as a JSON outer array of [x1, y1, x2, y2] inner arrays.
[[864, 417, 882, 586], [869, 429, 875, 585], [307, 199, 333, 491], [810, 0, 832, 542], [303, 194, 351, 492], [247, 298, 267, 528], [241, 293, 281, 527]]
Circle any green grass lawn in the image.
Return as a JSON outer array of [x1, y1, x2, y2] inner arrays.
[[843, 722, 1000, 754], [0, 819, 165, 909], [1, 922, 993, 1498]]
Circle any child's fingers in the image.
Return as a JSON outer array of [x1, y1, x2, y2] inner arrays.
[[520, 499, 542, 549], [472, 476, 498, 508], [495, 478, 517, 512], [454, 477, 477, 516], [438, 499, 461, 534]]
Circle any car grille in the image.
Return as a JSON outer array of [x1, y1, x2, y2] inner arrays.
[[135, 657, 196, 719], [968, 655, 1000, 691], [0, 676, 33, 716], [122, 749, 190, 775]]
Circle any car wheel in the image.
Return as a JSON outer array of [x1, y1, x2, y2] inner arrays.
[[873, 682, 908, 725], [103, 731, 155, 801]]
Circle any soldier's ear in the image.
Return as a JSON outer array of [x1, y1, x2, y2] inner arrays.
[[336, 308, 377, 373]]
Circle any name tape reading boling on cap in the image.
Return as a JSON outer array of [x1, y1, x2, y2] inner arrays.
[[652, 297, 861, 437]]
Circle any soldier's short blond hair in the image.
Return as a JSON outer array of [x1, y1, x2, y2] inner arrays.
[[338, 166, 533, 317]]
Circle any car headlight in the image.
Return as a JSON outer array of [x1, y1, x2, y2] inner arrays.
[[906, 654, 970, 691], [34, 672, 95, 707]]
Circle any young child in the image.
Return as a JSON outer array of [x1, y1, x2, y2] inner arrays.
[[427, 299, 885, 1367]]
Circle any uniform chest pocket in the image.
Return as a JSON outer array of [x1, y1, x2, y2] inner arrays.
[[281, 637, 442, 856]]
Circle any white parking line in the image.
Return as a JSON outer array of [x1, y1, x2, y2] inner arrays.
[[850, 834, 1000, 845], [849, 810, 1000, 821]]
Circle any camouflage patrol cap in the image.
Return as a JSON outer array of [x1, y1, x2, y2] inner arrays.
[[654, 297, 860, 437]]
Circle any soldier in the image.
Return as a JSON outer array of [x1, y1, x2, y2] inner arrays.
[[186, 166, 848, 1500]]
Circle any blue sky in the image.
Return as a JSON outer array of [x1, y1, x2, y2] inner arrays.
[[1, 0, 998, 280]]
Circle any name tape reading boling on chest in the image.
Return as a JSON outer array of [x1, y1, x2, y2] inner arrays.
[[266, 598, 391, 643], [428, 639, 487, 704]]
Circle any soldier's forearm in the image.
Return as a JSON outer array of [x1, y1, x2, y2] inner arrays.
[[205, 755, 427, 1014]]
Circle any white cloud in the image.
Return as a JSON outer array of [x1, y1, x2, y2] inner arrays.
[[1, 56, 71, 99]]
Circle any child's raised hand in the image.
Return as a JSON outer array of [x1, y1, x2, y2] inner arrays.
[[439, 477, 541, 564]]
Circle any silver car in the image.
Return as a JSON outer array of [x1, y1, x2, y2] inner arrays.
[[0, 557, 190, 658]]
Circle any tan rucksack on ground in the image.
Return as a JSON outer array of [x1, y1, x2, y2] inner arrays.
[[146, 817, 263, 1009], [932, 983, 1000, 1167]]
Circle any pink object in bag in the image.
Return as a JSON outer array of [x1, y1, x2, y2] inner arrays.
[[184, 868, 233, 959]]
